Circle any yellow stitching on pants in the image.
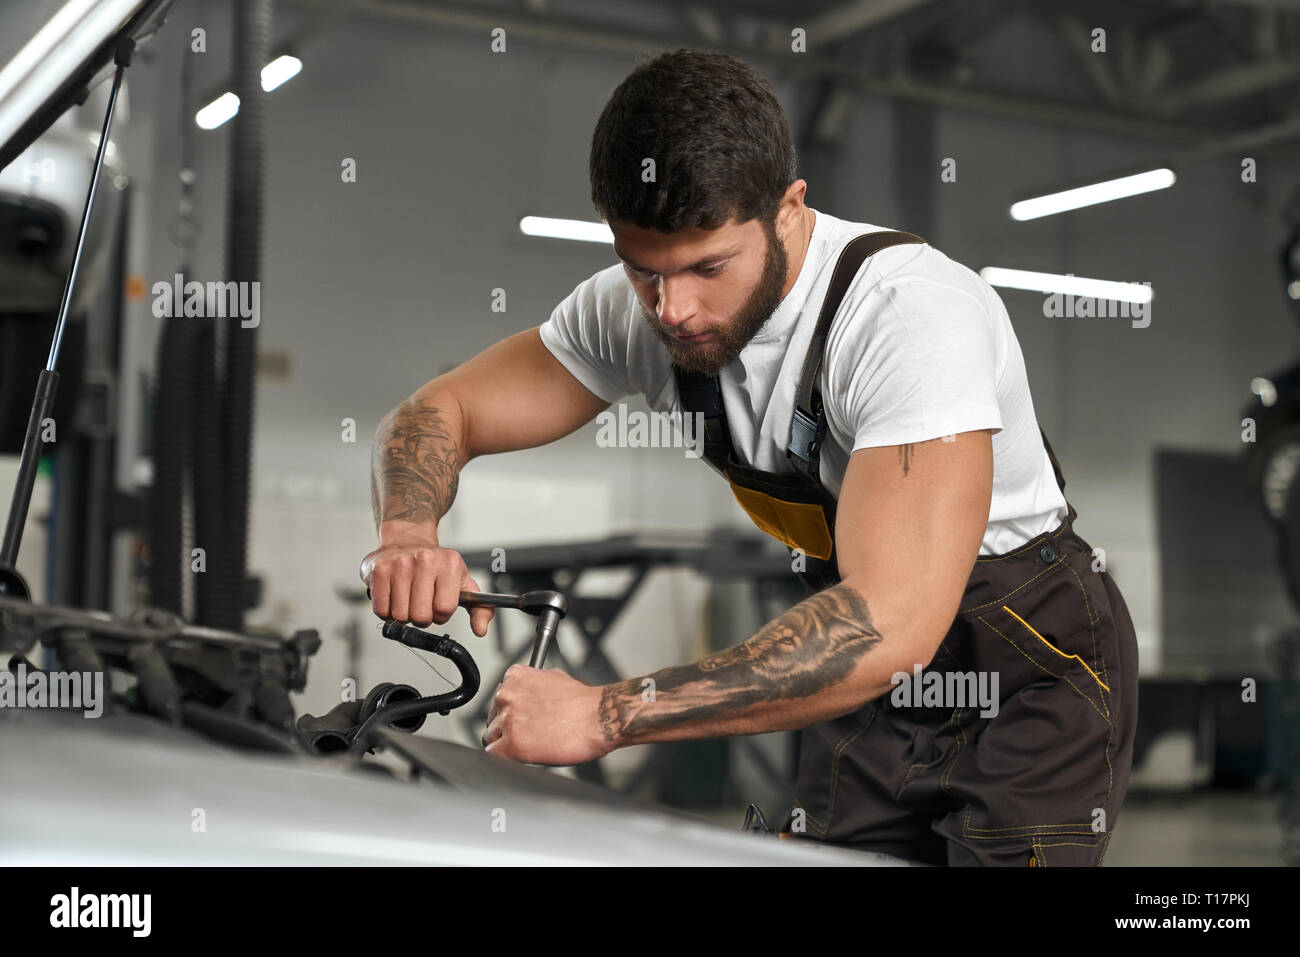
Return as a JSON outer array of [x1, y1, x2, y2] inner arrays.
[[1060, 559, 1100, 625], [797, 706, 877, 837], [1058, 557, 1105, 700], [1031, 561, 1119, 802], [961, 807, 1098, 835], [1035, 839, 1106, 867], [960, 616, 1117, 839], [1002, 604, 1111, 700], [1058, 559, 1119, 754], [939, 705, 968, 798], [902, 703, 966, 789], [960, 562, 1062, 614], [978, 616, 1112, 726], [823, 707, 877, 830], [1099, 830, 1114, 865], [902, 709, 961, 790], [933, 639, 960, 667], [902, 758, 930, 789]]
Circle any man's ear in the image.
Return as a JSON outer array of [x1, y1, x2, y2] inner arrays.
[[775, 179, 808, 238]]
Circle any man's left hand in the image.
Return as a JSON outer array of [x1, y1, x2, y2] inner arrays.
[[481, 665, 611, 765]]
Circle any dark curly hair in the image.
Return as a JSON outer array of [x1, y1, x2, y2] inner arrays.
[[589, 50, 797, 232]]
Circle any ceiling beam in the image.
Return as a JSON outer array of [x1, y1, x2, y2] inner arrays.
[[802, 0, 936, 44], [1054, 14, 1127, 105], [1156, 58, 1300, 113], [286, 0, 1234, 145]]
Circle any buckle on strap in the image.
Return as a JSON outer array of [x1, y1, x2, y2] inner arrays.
[[787, 406, 826, 468]]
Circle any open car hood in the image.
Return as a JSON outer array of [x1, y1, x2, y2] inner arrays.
[[0, 0, 173, 173]]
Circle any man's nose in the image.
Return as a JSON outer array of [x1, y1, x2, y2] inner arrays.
[[656, 275, 696, 329]]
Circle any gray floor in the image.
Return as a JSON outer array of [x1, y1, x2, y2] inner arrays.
[[1104, 791, 1289, 866], [683, 790, 1292, 865]]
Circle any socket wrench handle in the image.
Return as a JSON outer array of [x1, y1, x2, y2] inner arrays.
[[458, 590, 567, 668]]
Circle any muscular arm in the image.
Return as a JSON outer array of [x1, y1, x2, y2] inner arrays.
[[594, 430, 993, 749], [370, 399, 464, 531], [598, 582, 881, 744], [370, 327, 611, 540], [364, 328, 610, 625]]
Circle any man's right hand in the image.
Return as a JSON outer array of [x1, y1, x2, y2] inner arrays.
[[360, 537, 494, 636], [365, 329, 608, 635]]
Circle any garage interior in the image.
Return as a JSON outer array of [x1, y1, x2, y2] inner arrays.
[[1, 0, 1299, 867]]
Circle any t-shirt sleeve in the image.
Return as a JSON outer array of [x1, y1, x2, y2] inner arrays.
[[537, 267, 636, 403], [824, 275, 1004, 451]]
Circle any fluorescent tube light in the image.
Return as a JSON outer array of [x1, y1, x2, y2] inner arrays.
[[519, 216, 613, 244], [980, 267, 1153, 304], [261, 54, 301, 92], [195, 55, 302, 129], [195, 92, 239, 130], [1010, 169, 1176, 221]]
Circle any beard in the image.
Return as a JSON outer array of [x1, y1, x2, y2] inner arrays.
[[643, 219, 789, 376]]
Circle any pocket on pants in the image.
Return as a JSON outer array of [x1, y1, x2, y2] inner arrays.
[[974, 559, 1114, 725], [998, 603, 1111, 719]]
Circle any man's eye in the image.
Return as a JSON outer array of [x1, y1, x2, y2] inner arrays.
[[696, 263, 724, 277]]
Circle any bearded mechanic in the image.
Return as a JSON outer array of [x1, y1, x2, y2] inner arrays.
[[360, 50, 1140, 866]]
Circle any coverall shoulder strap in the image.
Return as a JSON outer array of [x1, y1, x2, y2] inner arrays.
[[673, 366, 733, 475], [788, 229, 926, 479]]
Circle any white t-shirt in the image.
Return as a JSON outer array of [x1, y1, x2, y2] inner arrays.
[[539, 208, 1069, 556]]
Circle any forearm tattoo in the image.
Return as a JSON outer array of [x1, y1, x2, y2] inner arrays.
[[372, 398, 462, 526], [597, 582, 883, 743]]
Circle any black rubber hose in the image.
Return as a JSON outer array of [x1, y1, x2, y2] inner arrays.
[[372, 684, 425, 732], [212, 0, 270, 631], [357, 681, 424, 731], [348, 632, 480, 755], [358, 681, 394, 722]]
